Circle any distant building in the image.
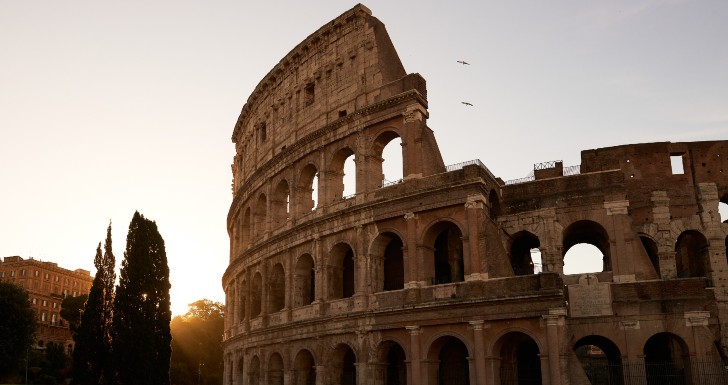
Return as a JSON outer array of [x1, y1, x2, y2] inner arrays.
[[0, 256, 93, 352]]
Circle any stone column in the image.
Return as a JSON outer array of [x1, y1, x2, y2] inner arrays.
[[312, 237, 326, 316], [651, 191, 677, 278], [242, 269, 251, 331], [469, 320, 488, 385], [465, 195, 486, 281], [404, 212, 420, 287], [542, 309, 566, 385], [314, 365, 326, 385], [406, 326, 423, 385], [402, 107, 425, 179]]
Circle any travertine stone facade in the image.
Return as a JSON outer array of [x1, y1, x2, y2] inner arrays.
[[222, 4, 728, 385]]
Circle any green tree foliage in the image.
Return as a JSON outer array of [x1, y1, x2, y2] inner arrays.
[[0, 281, 37, 381], [170, 300, 225, 385], [112, 211, 172, 385], [60, 294, 88, 333], [72, 223, 116, 385]]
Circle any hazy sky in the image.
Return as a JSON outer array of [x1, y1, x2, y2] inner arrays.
[[1, 0, 727, 315]]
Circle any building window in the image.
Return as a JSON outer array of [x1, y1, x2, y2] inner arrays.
[[63, 289, 68, 297], [52, 314, 57, 325], [73, 280, 77, 287], [72, 291, 77, 297], [54, 275, 59, 282], [10, 271, 15, 277], [32, 298, 37, 305], [53, 302, 58, 309], [41, 313, 47, 322], [45, 273, 49, 280], [20, 269, 25, 276], [0, 272, 4, 278], [35, 270, 39, 277], [305, 83, 315, 106], [42, 300, 47, 306]]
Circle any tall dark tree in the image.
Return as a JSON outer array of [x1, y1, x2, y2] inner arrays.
[[60, 294, 88, 333], [71, 223, 116, 385], [0, 281, 37, 382], [112, 211, 172, 385]]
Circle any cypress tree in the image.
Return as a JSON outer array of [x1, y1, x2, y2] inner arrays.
[[112, 211, 172, 385], [71, 223, 115, 385]]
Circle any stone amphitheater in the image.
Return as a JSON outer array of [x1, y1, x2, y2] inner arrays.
[[221, 4, 728, 385]]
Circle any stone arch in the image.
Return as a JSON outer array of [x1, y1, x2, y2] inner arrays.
[[268, 352, 284, 385], [329, 242, 356, 299], [251, 272, 262, 318], [573, 335, 624, 385], [675, 230, 709, 279], [370, 231, 405, 292], [293, 253, 316, 307], [249, 355, 262, 385], [293, 349, 317, 385], [494, 331, 542, 385], [373, 129, 403, 188], [639, 233, 660, 278], [423, 220, 465, 285], [489, 189, 501, 220], [254, 193, 268, 239], [643, 332, 690, 385], [268, 263, 285, 312], [328, 146, 356, 202], [562, 220, 611, 274], [298, 163, 319, 214], [374, 340, 408, 385], [510, 231, 541, 276], [330, 343, 357, 385], [271, 179, 290, 228], [425, 335, 471, 385]]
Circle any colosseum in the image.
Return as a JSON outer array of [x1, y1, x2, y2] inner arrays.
[[221, 4, 728, 385]]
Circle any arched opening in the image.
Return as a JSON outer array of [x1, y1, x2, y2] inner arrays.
[[329, 243, 355, 299], [268, 263, 285, 312], [293, 254, 315, 307], [272, 180, 290, 228], [675, 230, 709, 279], [510, 231, 541, 276], [427, 336, 470, 385], [379, 342, 407, 385], [237, 357, 245, 385], [254, 194, 267, 239], [298, 164, 319, 213], [428, 222, 464, 285], [497, 332, 542, 385], [562, 220, 611, 275], [329, 147, 356, 201], [332, 344, 357, 385], [370, 232, 405, 292], [248, 355, 261, 385], [375, 131, 403, 187], [251, 273, 262, 318], [639, 235, 660, 278], [293, 349, 316, 385], [573, 335, 624, 385], [489, 189, 501, 220], [268, 353, 284, 385], [643, 333, 690, 385]]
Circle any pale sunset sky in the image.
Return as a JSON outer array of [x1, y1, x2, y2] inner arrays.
[[1, 0, 727, 315]]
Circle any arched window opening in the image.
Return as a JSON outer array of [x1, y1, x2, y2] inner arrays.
[[343, 154, 356, 198], [329, 148, 357, 201], [498, 332, 542, 385], [268, 263, 285, 312], [562, 220, 611, 275], [383, 343, 407, 385], [675, 230, 709, 279], [251, 273, 262, 318], [272, 180, 290, 228], [573, 336, 624, 385], [299, 164, 319, 213], [383, 236, 404, 291], [510, 232, 541, 276], [640, 236, 660, 278], [294, 254, 315, 307], [432, 223, 464, 285], [293, 350, 316, 385], [332, 344, 357, 385], [254, 194, 267, 239], [427, 336, 470, 385], [489, 189, 501, 220], [329, 243, 355, 299], [643, 333, 689, 385], [374, 131, 403, 188], [248, 356, 261, 385], [719, 201, 728, 223], [237, 357, 245, 385], [268, 353, 284, 385]]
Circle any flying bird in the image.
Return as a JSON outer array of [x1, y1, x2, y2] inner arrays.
[[457, 60, 470, 65], [461, 102, 473, 106]]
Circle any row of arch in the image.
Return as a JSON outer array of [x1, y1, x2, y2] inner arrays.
[[232, 131, 404, 257], [229, 331, 713, 385]]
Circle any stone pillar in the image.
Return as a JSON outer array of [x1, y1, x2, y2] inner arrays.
[[242, 269, 251, 331], [354, 225, 369, 310], [312, 237, 326, 316], [402, 107, 425, 179], [651, 191, 677, 278], [685, 311, 711, 357], [542, 309, 566, 385], [404, 212, 420, 287], [314, 365, 326, 385], [484, 355, 499, 385], [469, 320, 488, 385], [406, 326, 423, 385], [465, 195, 486, 281]]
